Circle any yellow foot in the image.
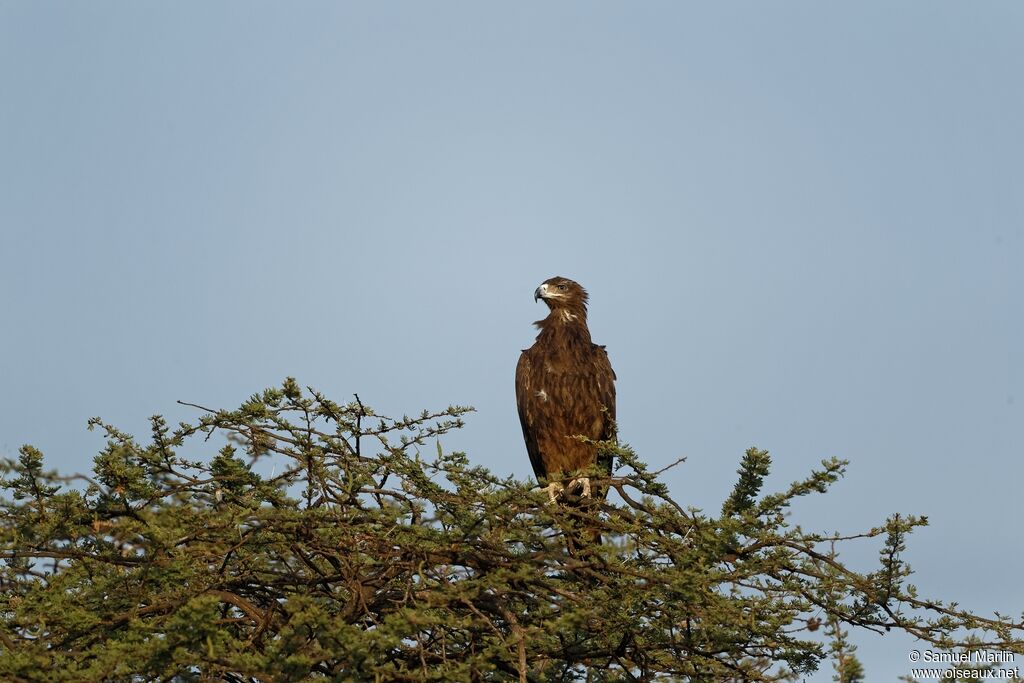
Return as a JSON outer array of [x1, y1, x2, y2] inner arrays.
[[542, 481, 564, 505], [567, 477, 592, 498]]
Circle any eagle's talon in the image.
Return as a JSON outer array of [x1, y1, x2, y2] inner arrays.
[[567, 477, 592, 498], [542, 481, 564, 505]]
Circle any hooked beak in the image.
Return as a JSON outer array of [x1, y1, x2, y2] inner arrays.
[[534, 283, 548, 302]]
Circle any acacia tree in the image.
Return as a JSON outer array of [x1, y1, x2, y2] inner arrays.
[[1, 379, 1021, 682]]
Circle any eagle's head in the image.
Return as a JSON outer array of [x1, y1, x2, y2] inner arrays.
[[534, 276, 589, 312]]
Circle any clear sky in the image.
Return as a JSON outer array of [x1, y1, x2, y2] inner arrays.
[[1, 3, 1021, 680]]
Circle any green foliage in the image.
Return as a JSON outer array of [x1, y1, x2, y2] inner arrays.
[[721, 447, 771, 518], [1, 380, 1021, 682], [826, 604, 865, 683]]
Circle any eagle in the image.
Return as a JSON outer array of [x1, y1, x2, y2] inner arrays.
[[515, 276, 617, 506]]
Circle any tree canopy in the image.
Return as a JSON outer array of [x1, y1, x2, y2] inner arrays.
[[1, 379, 1021, 681]]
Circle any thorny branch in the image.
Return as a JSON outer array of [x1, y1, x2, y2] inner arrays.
[[1, 380, 1021, 682]]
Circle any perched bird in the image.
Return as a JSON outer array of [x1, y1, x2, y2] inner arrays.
[[515, 276, 617, 507]]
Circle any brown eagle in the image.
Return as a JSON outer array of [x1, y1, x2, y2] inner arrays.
[[515, 276, 616, 504]]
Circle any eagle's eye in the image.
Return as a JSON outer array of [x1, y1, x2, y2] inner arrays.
[[557, 284, 568, 291]]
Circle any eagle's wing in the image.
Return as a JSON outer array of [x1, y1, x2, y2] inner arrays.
[[515, 350, 547, 481], [592, 344, 617, 476]]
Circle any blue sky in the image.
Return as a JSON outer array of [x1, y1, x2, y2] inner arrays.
[[1, 3, 1021, 679]]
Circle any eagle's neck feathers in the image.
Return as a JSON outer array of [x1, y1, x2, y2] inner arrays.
[[533, 307, 593, 347]]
